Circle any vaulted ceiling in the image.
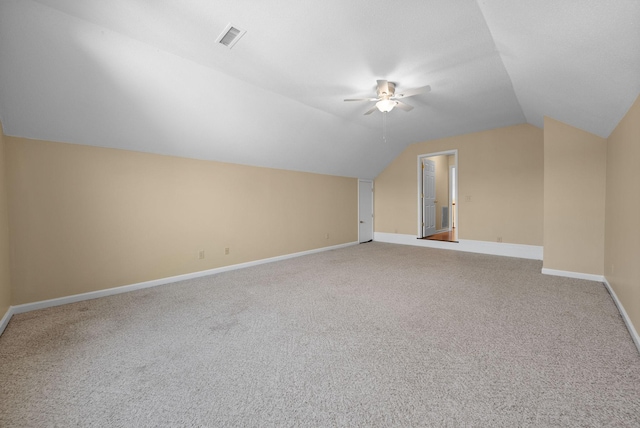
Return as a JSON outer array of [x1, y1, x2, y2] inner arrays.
[[0, 0, 638, 178]]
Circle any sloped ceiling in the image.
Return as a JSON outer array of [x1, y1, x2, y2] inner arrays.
[[0, 0, 638, 178]]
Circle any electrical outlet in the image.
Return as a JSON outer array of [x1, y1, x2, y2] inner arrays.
[[198, 250, 205, 259], [224, 247, 230, 255], [497, 237, 502, 243]]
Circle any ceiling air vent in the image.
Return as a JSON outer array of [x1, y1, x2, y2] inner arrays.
[[216, 23, 246, 49]]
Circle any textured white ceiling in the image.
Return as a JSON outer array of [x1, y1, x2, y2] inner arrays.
[[477, 0, 640, 137], [0, 0, 638, 178]]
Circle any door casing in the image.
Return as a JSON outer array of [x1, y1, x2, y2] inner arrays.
[[417, 150, 458, 238], [422, 158, 437, 237], [358, 179, 374, 243]]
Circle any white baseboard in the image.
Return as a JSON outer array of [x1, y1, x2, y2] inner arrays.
[[541, 268, 605, 283], [3, 241, 637, 357], [4, 241, 358, 326], [0, 305, 13, 337], [373, 232, 543, 260], [604, 277, 640, 354]]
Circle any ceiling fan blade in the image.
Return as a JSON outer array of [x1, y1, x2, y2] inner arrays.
[[395, 85, 431, 99], [364, 105, 378, 115], [344, 98, 378, 102], [395, 101, 414, 112], [376, 80, 390, 95]]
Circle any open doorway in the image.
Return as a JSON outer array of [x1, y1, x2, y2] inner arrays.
[[418, 150, 458, 242]]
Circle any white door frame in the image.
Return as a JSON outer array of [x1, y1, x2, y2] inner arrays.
[[417, 150, 458, 238], [449, 164, 456, 230], [358, 179, 374, 243], [422, 158, 437, 236]]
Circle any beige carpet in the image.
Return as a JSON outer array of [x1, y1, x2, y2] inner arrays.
[[1, 242, 639, 427]]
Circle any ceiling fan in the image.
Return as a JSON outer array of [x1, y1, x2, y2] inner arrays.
[[344, 80, 431, 115]]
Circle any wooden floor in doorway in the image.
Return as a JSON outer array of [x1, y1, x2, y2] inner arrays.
[[423, 228, 457, 243]]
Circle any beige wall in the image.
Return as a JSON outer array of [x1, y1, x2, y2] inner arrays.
[[605, 95, 640, 333], [6, 137, 357, 305], [543, 117, 606, 275], [375, 124, 544, 245], [0, 122, 11, 317]]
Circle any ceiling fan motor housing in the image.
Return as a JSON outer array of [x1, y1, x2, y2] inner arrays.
[[377, 82, 395, 98]]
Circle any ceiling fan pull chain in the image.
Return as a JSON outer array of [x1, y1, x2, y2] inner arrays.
[[382, 111, 387, 143]]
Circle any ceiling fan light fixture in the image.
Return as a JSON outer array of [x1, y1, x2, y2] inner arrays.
[[376, 99, 397, 112], [344, 80, 429, 115]]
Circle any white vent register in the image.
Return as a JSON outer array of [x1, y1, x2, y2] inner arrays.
[[216, 23, 246, 49]]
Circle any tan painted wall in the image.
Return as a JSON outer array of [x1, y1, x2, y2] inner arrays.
[[6, 137, 357, 305], [543, 117, 606, 275], [605, 95, 640, 333], [0, 122, 11, 316], [375, 124, 543, 245]]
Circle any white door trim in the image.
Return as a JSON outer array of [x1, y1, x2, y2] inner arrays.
[[358, 179, 374, 243], [422, 159, 436, 236], [449, 164, 456, 231], [417, 150, 458, 238]]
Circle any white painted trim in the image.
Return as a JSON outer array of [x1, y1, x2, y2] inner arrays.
[[5, 242, 358, 321], [458, 239, 543, 260], [449, 164, 457, 229], [541, 268, 605, 283], [418, 150, 458, 239], [603, 277, 640, 354], [417, 156, 421, 236], [373, 232, 543, 260], [358, 179, 374, 243], [0, 305, 13, 337]]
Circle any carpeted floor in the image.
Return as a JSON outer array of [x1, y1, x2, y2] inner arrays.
[[1, 242, 639, 427]]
